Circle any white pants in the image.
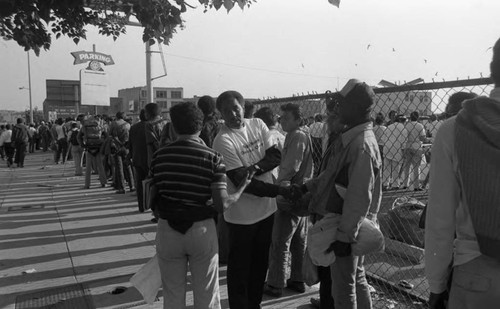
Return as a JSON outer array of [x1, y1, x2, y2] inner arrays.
[[156, 218, 220, 309]]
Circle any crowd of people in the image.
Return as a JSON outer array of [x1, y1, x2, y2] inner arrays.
[[1, 38, 499, 309]]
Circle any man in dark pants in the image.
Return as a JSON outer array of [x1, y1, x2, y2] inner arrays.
[[212, 90, 291, 309], [129, 109, 149, 212], [110, 112, 134, 194], [12, 118, 29, 168]]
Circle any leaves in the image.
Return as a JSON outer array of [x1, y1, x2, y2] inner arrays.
[[0, 0, 256, 55]]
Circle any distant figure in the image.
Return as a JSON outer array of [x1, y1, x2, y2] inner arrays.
[[383, 115, 407, 189], [385, 110, 397, 126], [12, 118, 29, 168], [52, 118, 68, 164], [401, 111, 426, 191], [110, 111, 134, 194], [68, 122, 83, 176], [425, 37, 500, 309], [373, 112, 387, 177], [309, 114, 325, 171], [254, 106, 285, 179], [0, 124, 13, 167], [78, 115, 107, 189], [27, 123, 36, 153]]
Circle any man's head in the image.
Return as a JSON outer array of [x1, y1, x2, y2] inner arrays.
[[115, 112, 125, 120], [244, 101, 255, 119], [216, 91, 245, 129], [6, 124, 11, 130], [410, 111, 420, 122], [336, 79, 375, 127], [280, 103, 303, 133], [388, 110, 397, 121], [254, 107, 277, 129], [139, 109, 147, 122], [197, 96, 216, 116], [144, 103, 160, 121], [17, 118, 24, 124], [170, 102, 204, 135], [375, 113, 385, 125], [445, 91, 478, 118], [490, 37, 500, 87]]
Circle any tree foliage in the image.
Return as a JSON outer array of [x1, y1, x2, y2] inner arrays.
[[0, 0, 256, 56]]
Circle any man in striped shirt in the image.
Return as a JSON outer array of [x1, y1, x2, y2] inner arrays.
[[151, 102, 251, 309]]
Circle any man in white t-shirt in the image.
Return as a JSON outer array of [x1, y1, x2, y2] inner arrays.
[[212, 90, 290, 309], [402, 111, 426, 190]]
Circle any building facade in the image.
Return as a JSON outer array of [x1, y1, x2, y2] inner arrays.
[[117, 86, 184, 114], [42, 79, 122, 121]]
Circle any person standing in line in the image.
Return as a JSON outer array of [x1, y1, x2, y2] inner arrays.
[[373, 113, 387, 188], [383, 115, 407, 189], [264, 103, 314, 298], [0, 124, 14, 167], [144, 103, 167, 222], [110, 111, 134, 194], [297, 79, 382, 309], [425, 37, 500, 309], [212, 90, 292, 309], [197, 95, 221, 149], [401, 111, 426, 191], [78, 115, 107, 189], [27, 123, 36, 153], [254, 106, 285, 180], [12, 118, 29, 168], [68, 122, 83, 176], [38, 121, 50, 152], [52, 118, 68, 164], [0, 124, 5, 160], [129, 109, 149, 213]]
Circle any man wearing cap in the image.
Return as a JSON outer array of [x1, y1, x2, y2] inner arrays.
[[425, 37, 500, 309], [297, 79, 382, 308]]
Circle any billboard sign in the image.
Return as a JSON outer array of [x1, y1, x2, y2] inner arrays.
[[80, 69, 110, 106]]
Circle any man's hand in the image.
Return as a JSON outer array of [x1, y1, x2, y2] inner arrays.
[[428, 291, 448, 309], [290, 184, 304, 201], [278, 185, 292, 200], [326, 241, 352, 257]]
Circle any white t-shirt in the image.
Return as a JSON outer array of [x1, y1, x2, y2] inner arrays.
[[213, 118, 277, 224], [405, 121, 426, 150]]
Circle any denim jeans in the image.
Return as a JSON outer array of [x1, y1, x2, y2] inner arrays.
[[85, 152, 107, 188], [156, 218, 221, 309], [227, 214, 274, 309], [331, 255, 372, 309], [448, 255, 500, 309], [267, 209, 308, 288], [71, 145, 84, 175], [14, 142, 27, 167], [55, 139, 68, 163], [114, 149, 134, 191]]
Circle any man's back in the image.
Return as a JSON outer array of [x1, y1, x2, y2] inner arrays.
[[129, 121, 148, 170]]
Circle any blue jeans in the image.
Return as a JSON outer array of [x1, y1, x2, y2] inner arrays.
[[156, 218, 220, 309], [267, 209, 308, 288], [331, 255, 372, 309]]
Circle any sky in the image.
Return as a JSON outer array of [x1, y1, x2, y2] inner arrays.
[[1, 0, 499, 111]]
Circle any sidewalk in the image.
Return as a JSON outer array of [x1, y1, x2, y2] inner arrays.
[[0, 151, 317, 309]]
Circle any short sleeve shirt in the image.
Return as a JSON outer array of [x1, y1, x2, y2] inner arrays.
[[213, 118, 277, 224]]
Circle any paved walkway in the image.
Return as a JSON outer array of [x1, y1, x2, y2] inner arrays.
[[0, 151, 318, 309]]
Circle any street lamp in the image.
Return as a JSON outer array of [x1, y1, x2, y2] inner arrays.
[[19, 51, 33, 124]]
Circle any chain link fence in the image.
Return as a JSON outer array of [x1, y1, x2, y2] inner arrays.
[[253, 77, 493, 308]]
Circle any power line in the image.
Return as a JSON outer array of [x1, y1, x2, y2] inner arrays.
[[163, 52, 348, 80]]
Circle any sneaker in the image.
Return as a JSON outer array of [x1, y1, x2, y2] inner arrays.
[[310, 297, 320, 309], [151, 218, 158, 224], [129, 187, 136, 192], [115, 189, 126, 194], [263, 284, 283, 298], [286, 280, 306, 293]]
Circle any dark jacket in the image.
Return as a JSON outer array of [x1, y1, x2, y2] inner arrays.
[[129, 120, 149, 170]]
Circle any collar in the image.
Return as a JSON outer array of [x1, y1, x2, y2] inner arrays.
[[176, 134, 205, 145], [341, 122, 373, 146], [491, 87, 500, 102]]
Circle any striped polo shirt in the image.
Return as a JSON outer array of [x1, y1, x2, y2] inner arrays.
[[151, 137, 227, 209]]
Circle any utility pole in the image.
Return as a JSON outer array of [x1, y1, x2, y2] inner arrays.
[[27, 51, 33, 123], [145, 41, 153, 103]]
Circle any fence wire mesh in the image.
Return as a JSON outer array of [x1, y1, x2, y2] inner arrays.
[[253, 77, 493, 308]]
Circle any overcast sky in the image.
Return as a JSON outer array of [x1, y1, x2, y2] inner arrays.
[[1, 0, 499, 111]]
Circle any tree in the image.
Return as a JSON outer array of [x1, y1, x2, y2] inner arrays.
[[0, 0, 256, 56]]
